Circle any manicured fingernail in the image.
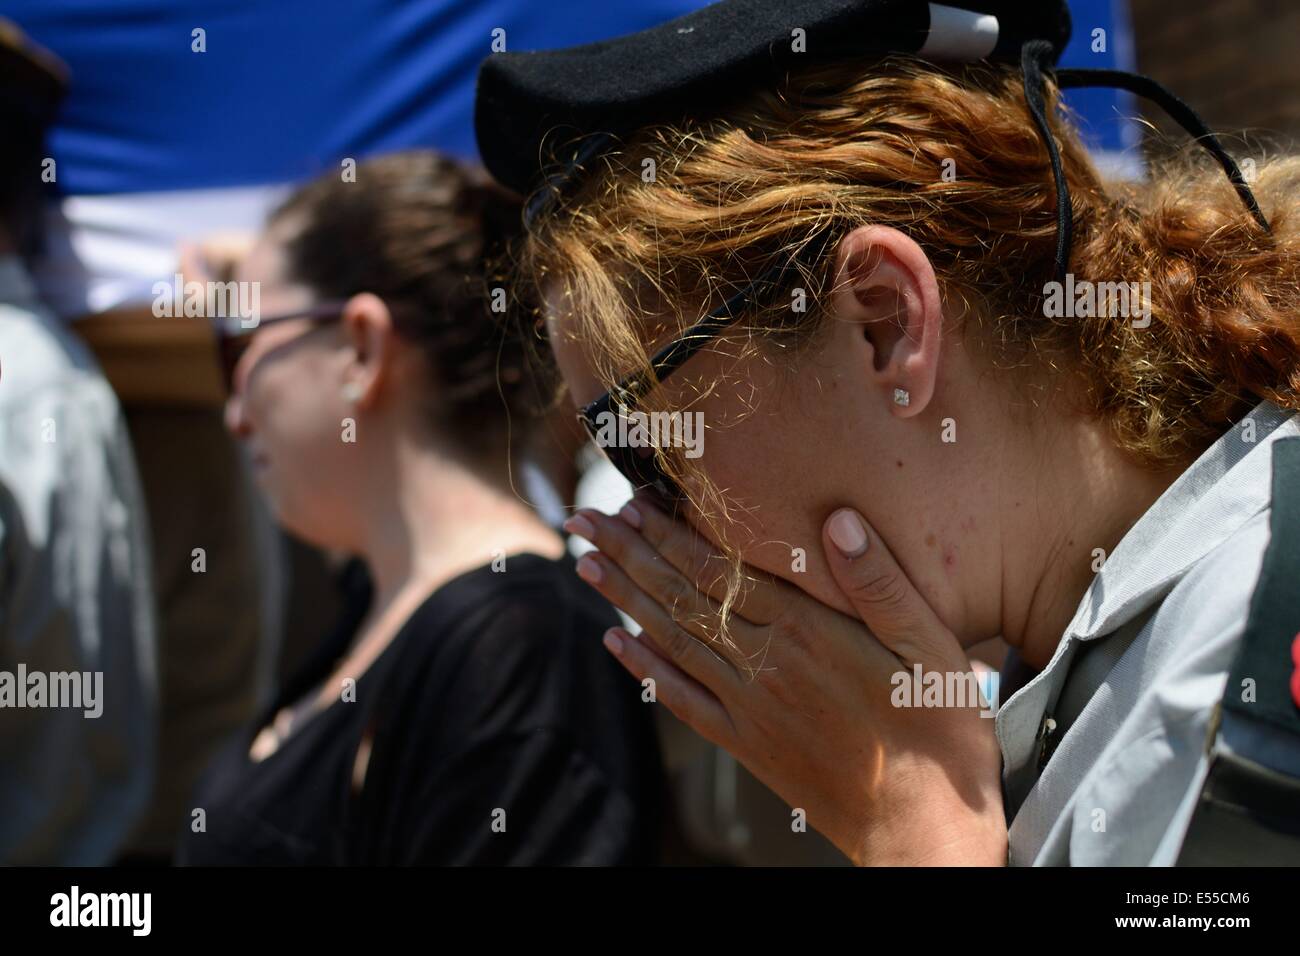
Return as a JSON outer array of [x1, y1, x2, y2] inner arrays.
[[575, 554, 604, 585], [563, 513, 597, 542], [828, 509, 869, 557], [603, 628, 625, 656], [619, 502, 642, 529]]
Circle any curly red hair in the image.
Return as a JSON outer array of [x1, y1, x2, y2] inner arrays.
[[522, 55, 1300, 469]]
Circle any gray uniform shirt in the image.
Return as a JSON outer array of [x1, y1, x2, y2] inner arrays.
[[999, 399, 1298, 865], [0, 256, 157, 864]]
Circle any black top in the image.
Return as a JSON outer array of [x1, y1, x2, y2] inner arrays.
[[178, 554, 663, 865]]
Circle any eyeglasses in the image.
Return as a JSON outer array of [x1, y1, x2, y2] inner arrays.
[[211, 302, 349, 396], [576, 230, 833, 504]]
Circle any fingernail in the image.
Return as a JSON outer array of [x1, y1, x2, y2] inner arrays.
[[828, 509, 869, 557], [603, 628, 625, 656], [575, 554, 604, 585], [563, 513, 597, 542], [619, 502, 642, 529]]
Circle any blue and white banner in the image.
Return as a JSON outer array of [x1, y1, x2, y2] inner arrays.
[[7, 0, 1137, 319]]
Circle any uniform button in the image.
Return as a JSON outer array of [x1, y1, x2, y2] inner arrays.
[[1036, 715, 1059, 771]]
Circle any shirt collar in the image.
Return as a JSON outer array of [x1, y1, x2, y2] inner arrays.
[[1064, 399, 1297, 642], [995, 398, 1299, 807]]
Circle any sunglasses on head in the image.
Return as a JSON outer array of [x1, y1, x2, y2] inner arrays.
[[211, 302, 349, 396], [576, 230, 833, 506]]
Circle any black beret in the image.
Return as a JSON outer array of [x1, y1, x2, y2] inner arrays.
[[0, 18, 69, 129], [475, 0, 1072, 196]]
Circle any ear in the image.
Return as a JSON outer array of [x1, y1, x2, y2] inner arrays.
[[828, 225, 943, 418], [339, 292, 395, 410]]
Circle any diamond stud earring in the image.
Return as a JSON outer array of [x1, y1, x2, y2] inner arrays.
[[893, 387, 910, 408], [341, 381, 363, 404]]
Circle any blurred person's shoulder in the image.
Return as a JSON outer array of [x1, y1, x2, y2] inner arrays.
[[0, 258, 117, 416], [0, 258, 136, 549], [394, 552, 628, 717], [369, 550, 657, 791], [350, 553, 660, 864]]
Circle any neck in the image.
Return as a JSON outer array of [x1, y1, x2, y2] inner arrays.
[[995, 413, 1187, 670], [352, 430, 565, 617]]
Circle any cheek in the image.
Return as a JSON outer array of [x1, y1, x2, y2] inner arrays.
[[677, 372, 957, 620], [248, 357, 339, 444], [680, 404, 858, 616], [245, 355, 353, 504]]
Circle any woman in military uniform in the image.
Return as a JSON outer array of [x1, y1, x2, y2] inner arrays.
[[477, 0, 1300, 864]]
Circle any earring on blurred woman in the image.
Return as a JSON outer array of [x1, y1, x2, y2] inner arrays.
[[341, 381, 363, 405], [892, 387, 910, 408]]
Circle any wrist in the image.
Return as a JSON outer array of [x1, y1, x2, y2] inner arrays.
[[850, 790, 1007, 866]]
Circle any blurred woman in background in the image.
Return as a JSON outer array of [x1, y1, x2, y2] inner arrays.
[[179, 151, 662, 865]]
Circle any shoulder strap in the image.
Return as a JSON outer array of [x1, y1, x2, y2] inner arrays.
[[1176, 436, 1300, 864]]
